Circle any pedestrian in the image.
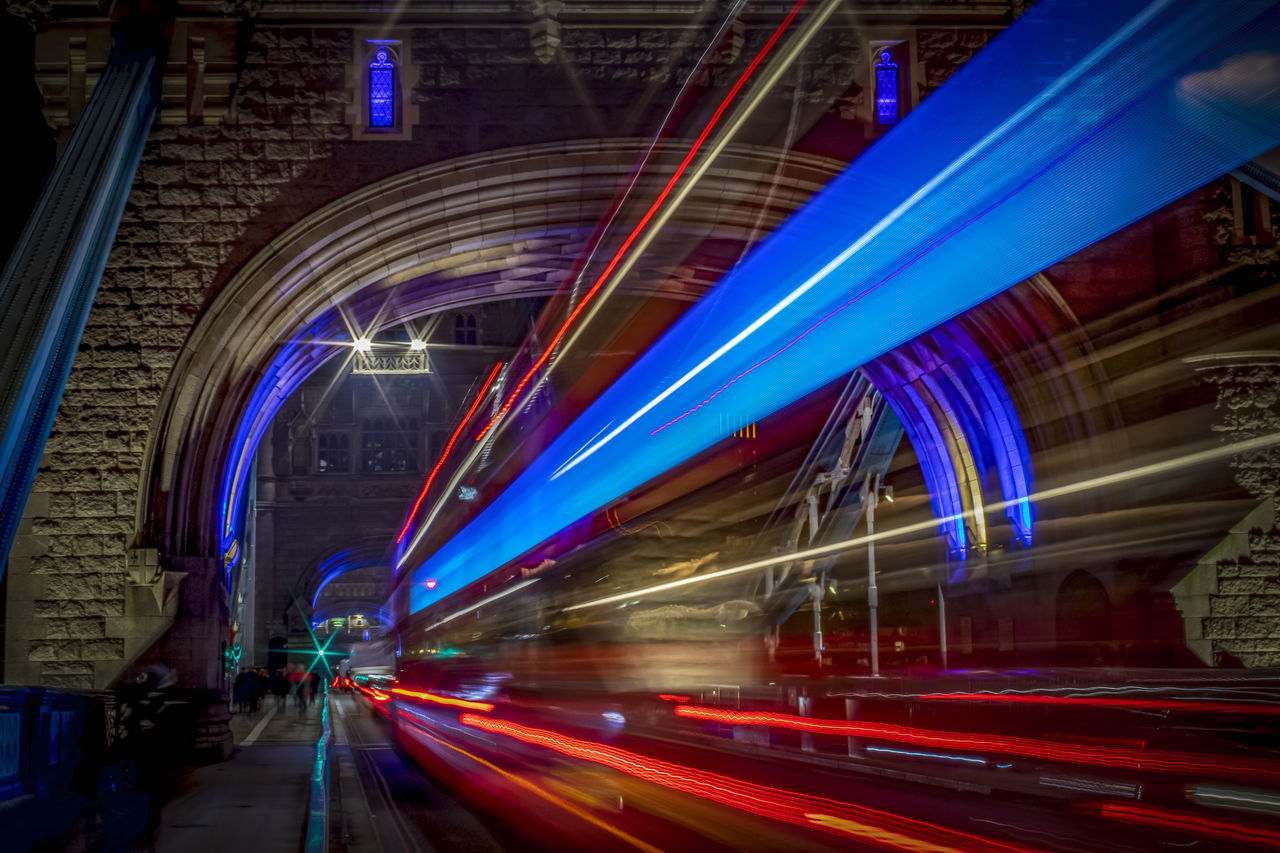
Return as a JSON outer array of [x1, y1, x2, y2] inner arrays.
[[271, 670, 289, 711], [308, 670, 322, 705], [232, 670, 249, 713]]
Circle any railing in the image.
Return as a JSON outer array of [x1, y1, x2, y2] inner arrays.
[[0, 687, 101, 806]]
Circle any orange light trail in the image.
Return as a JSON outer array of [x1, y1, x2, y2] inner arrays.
[[397, 712, 663, 853], [474, 0, 809, 443], [673, 705, 1280, 783], [921, 692, 1280, 715], [1096, 802, 1280, 848], [397, 361, 504, 544], [390, 687, 495, 713], [459, 713, 1043, 853]]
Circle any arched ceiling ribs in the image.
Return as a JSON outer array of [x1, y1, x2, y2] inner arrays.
[[304, 542, 391, 613]]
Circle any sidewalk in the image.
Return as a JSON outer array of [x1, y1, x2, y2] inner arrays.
[[140, 699, 326, 852]]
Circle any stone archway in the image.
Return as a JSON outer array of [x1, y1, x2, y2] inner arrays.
[[1055, 569, 1113, 664], [128, 139, 848, 688]]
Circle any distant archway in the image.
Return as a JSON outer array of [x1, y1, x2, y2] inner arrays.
[[1055, 570, 1112, 664]]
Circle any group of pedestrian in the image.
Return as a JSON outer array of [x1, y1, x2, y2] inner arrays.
[[232, 667, 324, 714]]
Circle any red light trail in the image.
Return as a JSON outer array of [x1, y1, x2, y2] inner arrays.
[[459, 713, 1043, 852], [397, 361, 504, 544], [1096, 802, 1280, 848], [390, 687, 495, 713], [921, 692, 1280, 715], [397, 712, 663, 852], [673, 705, 1280, 783], [474, 0, 809, 443]]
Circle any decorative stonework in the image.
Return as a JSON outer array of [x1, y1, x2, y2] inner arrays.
[[1174, 354, 1280, 667]]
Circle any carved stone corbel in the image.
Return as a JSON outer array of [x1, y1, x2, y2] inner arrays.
[[528, 0, 564, 65]]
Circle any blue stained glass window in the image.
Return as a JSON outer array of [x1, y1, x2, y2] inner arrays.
[[369, 47, 395, 128], [875, 49, 899, 126]]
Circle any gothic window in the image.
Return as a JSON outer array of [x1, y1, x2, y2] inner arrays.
[[361, 416, 419, 473], [454, 313, 478, 345], [1231, 176, 1275, 245], [368, 46, 397, 129], [317, 432, 350, 473], [875, 48, 900, 126]]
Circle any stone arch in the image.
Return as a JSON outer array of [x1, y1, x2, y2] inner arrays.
[[140, 139, 848, 567]]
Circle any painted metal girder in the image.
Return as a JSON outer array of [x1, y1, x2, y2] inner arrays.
[[0, 50, 158, 577]]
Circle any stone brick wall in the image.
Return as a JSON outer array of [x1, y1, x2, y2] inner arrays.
[[10, 27, 354, 687], [916, 28, 1001, 102]]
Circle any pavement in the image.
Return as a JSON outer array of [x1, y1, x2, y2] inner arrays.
[[125, 694, 504, 853], [134, 698, 325, 853]]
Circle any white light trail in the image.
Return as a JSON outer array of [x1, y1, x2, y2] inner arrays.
[[427, 578, 539, 630], [565, 431, 1280, 611], [549, 0, 1175, 482]]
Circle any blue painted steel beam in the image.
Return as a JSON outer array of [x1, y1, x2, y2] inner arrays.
[[399, 0, 1280, 613], [0, 50, 158, 577]]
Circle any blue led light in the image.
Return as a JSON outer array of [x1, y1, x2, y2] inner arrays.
[[398, 0, 1280, 614], [866, 745, 986, 766]]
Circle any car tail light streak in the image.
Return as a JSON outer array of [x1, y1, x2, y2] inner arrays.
[[1095, 802, 1280, 848], [458, 713, 1044, 852], [922, 692, 1280, 715], [672, 705, 1280, 783]]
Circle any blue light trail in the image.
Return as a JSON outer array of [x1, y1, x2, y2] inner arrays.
[[407, 0, 1280, 614]]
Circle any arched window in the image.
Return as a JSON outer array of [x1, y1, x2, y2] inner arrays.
[[368, 46, 396, 129], [875, 49, 899, 126], [454, 313, 478, 345]]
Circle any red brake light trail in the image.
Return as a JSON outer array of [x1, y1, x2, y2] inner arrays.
[[672, 705, 1280, 784], [473, 0, 809, 444], [459, 713, 1043, 853], [1096, 803, 1280, 849], [921, 692, 1280, 715], [397, 361, 504, 544]]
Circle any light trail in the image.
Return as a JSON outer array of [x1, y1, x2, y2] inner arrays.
[[395, 0, 843, 571], [1096, 802, 1280, 848], [563, 431, 1280, 611], [459, 713, 1045, 852], [389, 687, 494, 713], [671, 705, 1280, 783], [425, 578, 539, 630], [554, 0, 1179, 474], [405, 0, 1280, 616], [473, 0, 810, 445], [396, 712, 664, 853], [920, 693, 1280, 715], [397, 361, 504, 545]]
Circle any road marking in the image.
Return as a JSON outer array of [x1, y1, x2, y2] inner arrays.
[[241, 707, 277, 746]]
